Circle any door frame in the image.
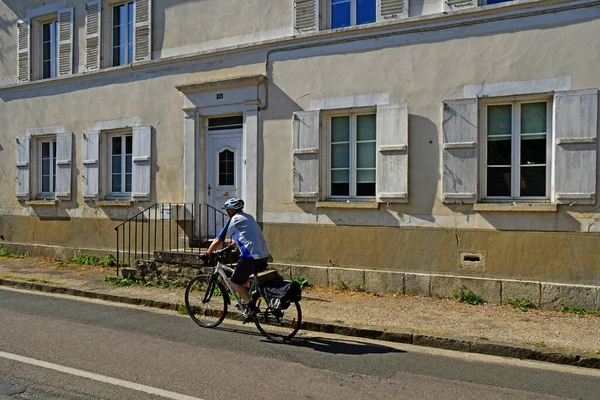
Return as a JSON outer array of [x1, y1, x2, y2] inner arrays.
[[205, 123, 243, 212]]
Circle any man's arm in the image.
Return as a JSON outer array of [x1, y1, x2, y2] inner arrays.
[[206, 238, 224, 255]]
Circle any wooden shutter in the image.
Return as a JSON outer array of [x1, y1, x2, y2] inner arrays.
[[294, 0, 319, 33], [379, 0, 408, 21], [82, 131, 100, 200], [58, 8, 74, 76], [55, 132, 73, 200], [445, 0, 478, 11], [376, 104, 408, 203], [133, 0, 152, 62], [553, 89, 598, 205], [85, 1, 102, 71], [132, 125, 152, 201], [17, 19, 30, 82], [15, 136, 30, 200], [293, 111, 320, 201], [441, 99, 478, 203]]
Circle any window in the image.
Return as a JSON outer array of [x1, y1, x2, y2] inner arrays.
[[328, 113, 376, 198], [112, 2, 134, 66], [483, 100, 551, 200], [41, 20, 59, 79], [219, 150, 235, 186], [39, 139, 57, 195], [330, 0, 376, 29], [109, 133, 133, 195]]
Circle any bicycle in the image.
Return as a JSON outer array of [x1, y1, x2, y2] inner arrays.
[[184, 246, 302, 341]]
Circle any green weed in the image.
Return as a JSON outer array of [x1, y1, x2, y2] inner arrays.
[[507, 297, 535, 312], [103, 276, 136, 286], [336, 281, 349, 290], [355, 282, 366, 292], [0, 248, 10, 257], [453, 288, 484, 305], [72, 253, 101, 265], [293, 276, 309, 289], [557, 304, 596, 315]]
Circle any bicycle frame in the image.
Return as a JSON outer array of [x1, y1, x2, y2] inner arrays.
[[209, 259, 259, 311]]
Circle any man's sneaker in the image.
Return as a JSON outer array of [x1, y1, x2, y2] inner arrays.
[[242, 303, 259, 323]]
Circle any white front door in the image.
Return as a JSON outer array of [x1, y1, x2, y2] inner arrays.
[[206, 118, 243, 236]]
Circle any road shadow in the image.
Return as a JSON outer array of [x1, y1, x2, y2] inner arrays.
[[266, 336, 405, 356]]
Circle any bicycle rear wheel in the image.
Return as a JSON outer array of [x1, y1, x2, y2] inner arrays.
[[254, 298, 302, 341], [185, 275, 228, 328]]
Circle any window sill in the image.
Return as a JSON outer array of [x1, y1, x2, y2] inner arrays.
[[316, 201, 379, 209], [96, 200, 133, 208], [24, 200, 58, 206], [473, 203, 557, 212]]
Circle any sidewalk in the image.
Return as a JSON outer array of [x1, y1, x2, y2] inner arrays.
[[1, 255, 599, 369]]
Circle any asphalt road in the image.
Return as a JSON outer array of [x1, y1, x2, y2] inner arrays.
[[0, 287, 599, 400]]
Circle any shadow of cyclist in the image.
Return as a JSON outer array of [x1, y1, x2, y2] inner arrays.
[[263, 336, 405, 356]]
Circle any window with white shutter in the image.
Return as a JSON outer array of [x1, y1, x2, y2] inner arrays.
[[441, 99, 478, 204], [85, 1, 102, 71], [132, 125, 152, 201], [133, 0, 152, 62], [445, 0, 478, 12], [57, 8, 73, 76], [293, 111, 321, 201], [15, 136, 31, 200], [82, 131, 100, 200], [55, 132, 73, 200], [294, 0, 319, 33], [376, 104, 408, 203], [17, 20, 30, 82], [553, 89, 598, 205]]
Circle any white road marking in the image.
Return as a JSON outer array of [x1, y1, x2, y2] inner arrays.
[[0, 351, 204, 400]]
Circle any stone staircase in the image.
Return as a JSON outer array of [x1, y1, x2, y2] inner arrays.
[[123, 250, 279, 287]]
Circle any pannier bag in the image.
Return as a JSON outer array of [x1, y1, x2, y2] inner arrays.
[[263, 280, 301, 310]]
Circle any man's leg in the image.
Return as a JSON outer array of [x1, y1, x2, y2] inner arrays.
[[231, 281, 251, 304]]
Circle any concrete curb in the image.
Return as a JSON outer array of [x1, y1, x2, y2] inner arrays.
[[1, 278, 599, 370]]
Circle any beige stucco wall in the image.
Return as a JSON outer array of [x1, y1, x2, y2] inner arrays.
[[0, 0, 291, 83], [261, 5, 600, 234]]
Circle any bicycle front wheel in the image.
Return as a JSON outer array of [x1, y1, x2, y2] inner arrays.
[[254, 298, 302, 341], [184, 275, 228, 328]]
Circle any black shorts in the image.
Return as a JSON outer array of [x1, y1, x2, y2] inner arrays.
[[231, 257, 268, 284]]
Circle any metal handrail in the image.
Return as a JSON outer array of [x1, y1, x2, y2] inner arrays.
[[114, 203, 227, 276]]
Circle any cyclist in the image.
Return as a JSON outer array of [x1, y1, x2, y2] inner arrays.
[[205, 198, 270, 321]]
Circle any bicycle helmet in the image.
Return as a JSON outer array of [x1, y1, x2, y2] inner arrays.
[[222, 197, 244, 211]]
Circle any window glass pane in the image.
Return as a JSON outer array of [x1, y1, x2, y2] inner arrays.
[[43, 61, 51, 79], [219, 150, 235, 186], [331, 170, 349, 196], [521, 134, 546, 165], [487, 167, 511, 197], [42, 142, 50, 158], [487, 137, 511, 165], [488, 105, 512, 136], [52, 141, 56, 191], [356, 182, 375, 197], [331, 0, 351, 28], [112, 174, 122, 192], [356, 0, 376, 25], [521, 102, 547, 134], [357, 169, 375, 183], [125, 155, 132, 174], [128, 2, 134, 63], [125, 135, 132, 154], [331, 143, 349, 168], [520, 166, 546, 197], [125, 173, 132, 193], [42, 175, 50, 193], [113, 5, 124, 66], [112, 136, 122, 154], [112, 155, 122, 174], [331, 116, 350, 142], [356, 142, 375, 168], [207, 115, 244, 131], [356, 114, 376, 141]]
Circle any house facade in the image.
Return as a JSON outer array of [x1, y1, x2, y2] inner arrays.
[[1, 0, 599, 287]]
